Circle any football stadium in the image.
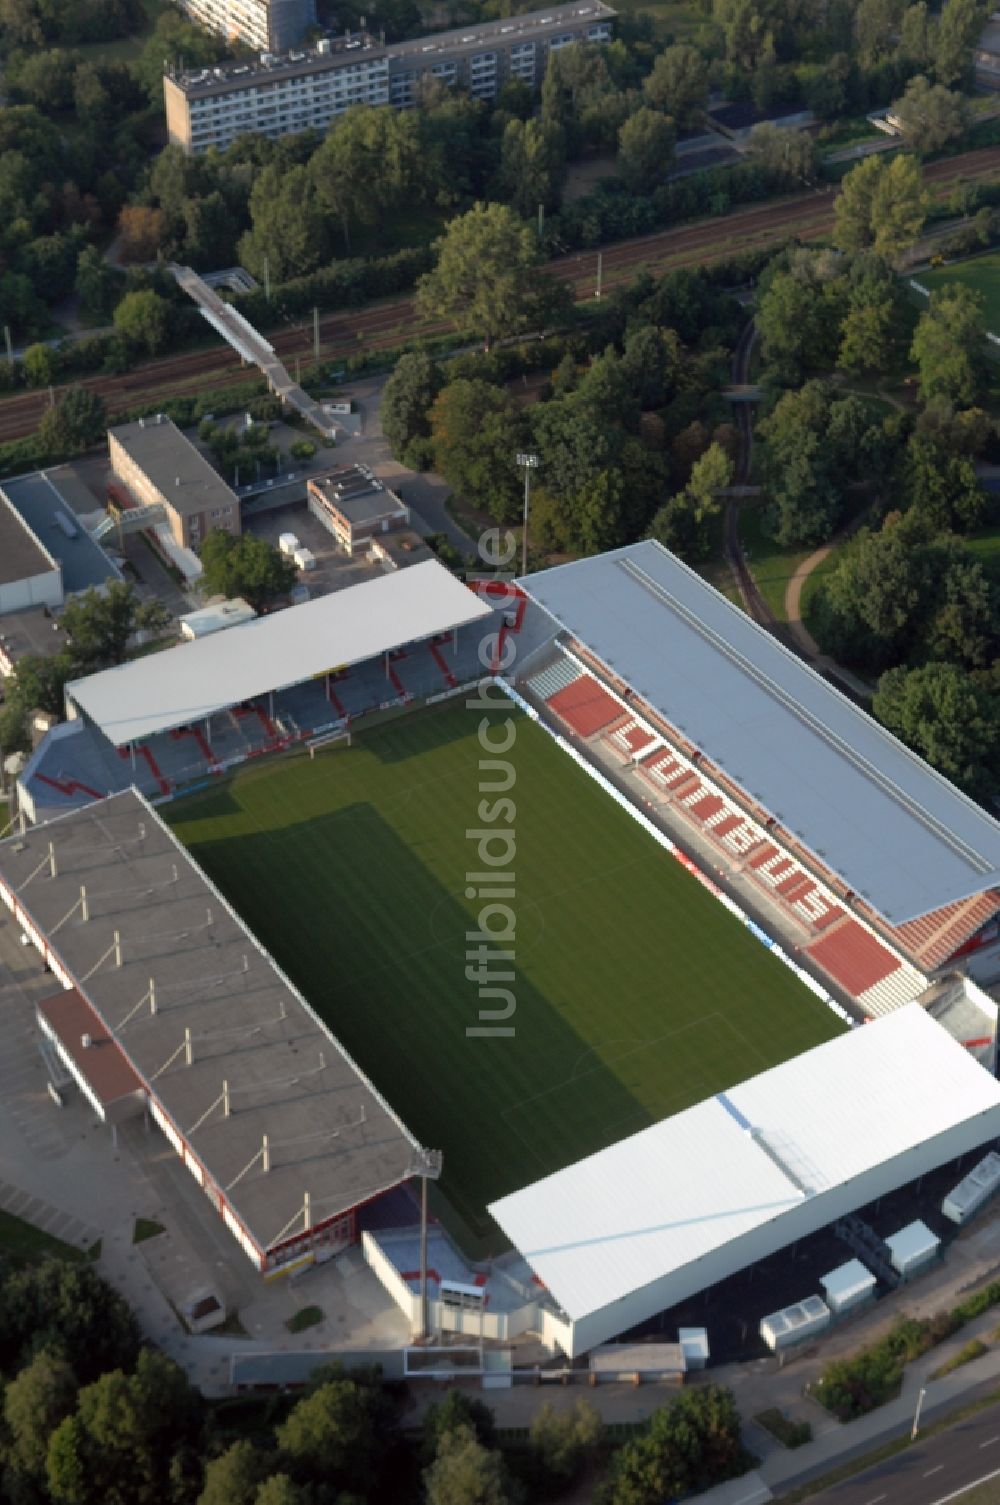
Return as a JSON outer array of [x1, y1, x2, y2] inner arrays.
[[6, 541, 1000, 1360]]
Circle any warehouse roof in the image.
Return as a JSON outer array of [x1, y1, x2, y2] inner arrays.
[[0, 488, 58, 588], [0, 790, 423, 1256], [3, 471, 122, 594], [489, 1005, 1000, 1324], [521, 541, 1000, 925], [66, 560, 492, 745], [109, 416, 238, 520]]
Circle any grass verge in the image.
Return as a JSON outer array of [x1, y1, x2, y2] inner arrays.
[[0, 1208, 86, 1264], [754, 1409, 813, 1448], [132, 1217, 165, 1244]]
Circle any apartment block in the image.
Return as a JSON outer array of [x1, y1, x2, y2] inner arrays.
[[178, 0, 316, 54], [109, 416, 241, 553], [164, 2, 616, 152]]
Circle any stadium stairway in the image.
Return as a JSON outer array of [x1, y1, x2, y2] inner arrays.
[[526, 656, 581, 702]]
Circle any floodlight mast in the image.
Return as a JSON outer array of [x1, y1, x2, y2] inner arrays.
[[516, 453, 539, 578], [411, 1147, 443, 1342]]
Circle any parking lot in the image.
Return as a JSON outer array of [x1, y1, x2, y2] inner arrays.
[[244, 501, 383, 597]]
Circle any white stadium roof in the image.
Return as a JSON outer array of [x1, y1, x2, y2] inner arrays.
[[520, 541, 1000, 925], [489, 1006, 1000, 1329], [67, 559, 492, 746]]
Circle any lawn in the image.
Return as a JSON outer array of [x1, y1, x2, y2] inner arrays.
[[738, 504, 814, 622], [968, 524, 1000, 583], [166, 703, 841, 1239], [922, 250, 1000, 333], [0, 1207, 87, 1264], [69, 0, 168, 63]]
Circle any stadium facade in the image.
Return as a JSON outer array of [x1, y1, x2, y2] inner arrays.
[[9, 540, 1000, 1346]]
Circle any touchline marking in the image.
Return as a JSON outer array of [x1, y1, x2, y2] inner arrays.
[[931, 1464, 1000, 1504]]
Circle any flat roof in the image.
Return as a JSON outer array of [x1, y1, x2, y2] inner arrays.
[[0, 490, 58, 589], [489, 1006, 1000, 1324], [521, 541, 1000, 925], [38, 987, 143, 1106], [0, 790, 422, 1254], [308, 467, 407, 528], [67, 559, 492, 745], [0, 607, 69, 662], [3, 471, 121, 594], [171, 1, 616, 94], [109, 417, 238, 519]]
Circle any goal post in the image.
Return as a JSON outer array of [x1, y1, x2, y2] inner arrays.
[[308, 727, 352, 759]]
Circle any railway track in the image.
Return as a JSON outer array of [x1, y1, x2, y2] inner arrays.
[[0, 144, 997, 446]]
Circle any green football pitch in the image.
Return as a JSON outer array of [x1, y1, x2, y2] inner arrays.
[[166, 703, 843, 1242]]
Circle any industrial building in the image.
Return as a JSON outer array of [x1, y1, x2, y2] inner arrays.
[[489, 1005, 1000, 1357], [0, 788, 431, 1275], [164, 2, 616, 152], [0, 489, 62, 615], [306, 464, 409, 554], [108, 416, 240, 552], [177, 0, 316, 54]]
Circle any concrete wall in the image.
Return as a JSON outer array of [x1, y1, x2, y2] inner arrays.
[[0, 567, 62, 617]]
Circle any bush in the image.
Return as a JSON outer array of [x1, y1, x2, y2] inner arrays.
[[754, 1409, 812, 1448], [289, 439, 316, 460]]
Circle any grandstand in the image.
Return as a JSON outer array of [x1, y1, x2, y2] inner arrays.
[[0, 789, 428, 1274], [18, 560, 499, 821], [516, 541, 1000, 1012]]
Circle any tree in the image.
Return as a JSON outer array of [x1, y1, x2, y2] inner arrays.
[[529, 1400, 602, 1491], [45, 1350, 203, 1505], [833, 154, 929, 260], [238, 164, 328, 283], [617, 108, 676, 193], [889, 74, 966, 154], [0, 1261, 140, 1386], [275, 1378, 384, 1496], [601, 1387, 748, 1505], [874, 663, 1000, 799], [746, 123, 816, 184], [756, 270, 838, 385], [75, 245, 123, 322], [903, 430, 988, 531], [253, 1476, 312, 1505], [22, 340, 57, 387], [197, 1441, 267, 1505], [415, 203, 544, 353], [642, 44, 708, 128], [422, 1389, 498, 1465], [429, 378, 526, 522], [4, 1347, 78, 1479], [647, 443, 731, 562], [136, 9, 225, 101], [197, 532, 297, 610], [381, 351, 443, 463], [911, 284, 985, 405], [423, 1425, 518, 1505], [60, 582, 158, 670], [934, 0, 983, 86], [838, 293, 897, 373], [116, 206, 167, 265], [856, 0, 901, 65], [898, 1, 932, 66], [497, 117, 566, 218], [37, 386, 107, 457], [112, 288, 170, 355]]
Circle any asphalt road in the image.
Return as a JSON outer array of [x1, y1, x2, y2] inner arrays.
[[805, 1392, 1000, 1504]]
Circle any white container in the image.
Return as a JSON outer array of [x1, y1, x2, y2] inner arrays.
[[677, 1327, 709, 1369], [942, 1151, 1000, 1225], [820, 1259, 876, 1315], [293, 547, 316, 572], [278, 532, 300, 556], [886, 1219, 940, 1278], [760, 1295, 830, 1351]]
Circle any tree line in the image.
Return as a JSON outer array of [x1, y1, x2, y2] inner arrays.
[[0, 1249, 750, 1505]]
